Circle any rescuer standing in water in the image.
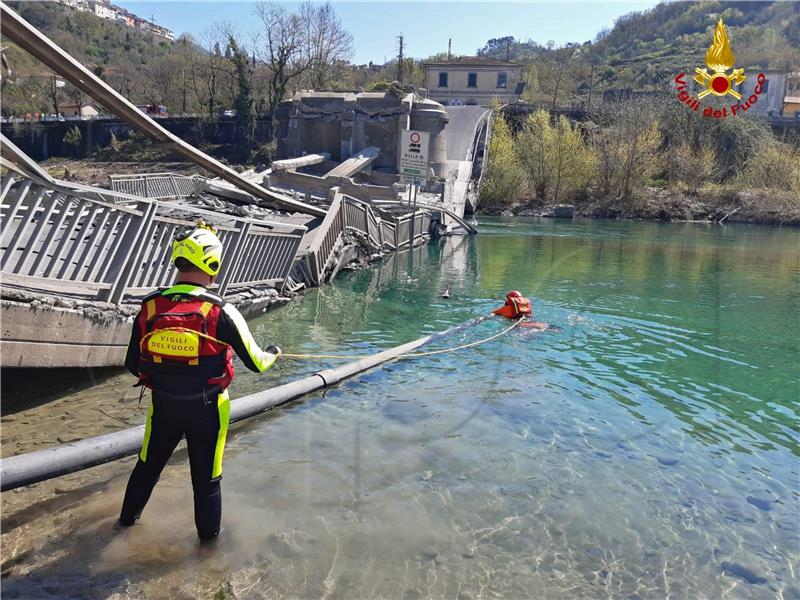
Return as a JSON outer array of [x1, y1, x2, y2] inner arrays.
[[117, 222, 281, 541]]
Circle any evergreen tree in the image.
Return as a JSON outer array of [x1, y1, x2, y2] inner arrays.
[[228, 36, 255, 151]]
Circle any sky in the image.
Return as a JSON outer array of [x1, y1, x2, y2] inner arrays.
[[118, 1, 660, 64]]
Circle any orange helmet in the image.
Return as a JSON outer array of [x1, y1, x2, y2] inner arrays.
[[506, 290, 523, 301]]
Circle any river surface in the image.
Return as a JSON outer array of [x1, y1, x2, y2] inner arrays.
[[2, 218, 799, 599]]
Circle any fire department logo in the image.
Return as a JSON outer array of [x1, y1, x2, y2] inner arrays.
[[673, 18, 764, 119], [694, 19, 746, 100]]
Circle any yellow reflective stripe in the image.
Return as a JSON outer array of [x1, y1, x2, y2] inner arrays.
[[144, 299, 156, 321], [198, 301, 213, 317], [222, 303, 275, 372], [162, 284, 206, 296], [139, 401, 154, 462], [212, 390, 230, 479]]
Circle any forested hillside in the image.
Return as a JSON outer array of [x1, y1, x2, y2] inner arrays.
[[478, 1, 799, 106], [1, 0, 173, 115]]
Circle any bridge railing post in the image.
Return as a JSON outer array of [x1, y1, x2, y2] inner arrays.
[[217, 221, 251, 296], [102, 201, 156, 304]]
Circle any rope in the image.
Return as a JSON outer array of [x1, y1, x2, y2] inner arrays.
[[281, 317, 525, 361]]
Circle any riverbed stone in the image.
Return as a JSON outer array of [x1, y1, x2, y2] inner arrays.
[[721, 561, 768, 585], [746, 495, 774, 511]]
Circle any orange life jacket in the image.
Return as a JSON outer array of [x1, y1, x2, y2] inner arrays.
[[493, 296, 532, 319], [137, 291, 234, 395]]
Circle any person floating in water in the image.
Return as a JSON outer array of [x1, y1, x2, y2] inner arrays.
[[493, 290, 548, 330]]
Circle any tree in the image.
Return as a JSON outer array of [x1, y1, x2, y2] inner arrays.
[[254, 2, 353, 112], [188, 28, 232, 118], [517, 109, 594, 204], [591, 101, 662, 199], [539, 44, 580, 110], [228, 35, 256, 150], [63, 125, 82, 157], [50, 76, 63, 116], [255, 2, 313, 115], [479, 105, 524, 207], [107, 57, 143, 100], [64, 82, 84, 115], [517, 110, 552, 203], [300, 2, 353, 91]]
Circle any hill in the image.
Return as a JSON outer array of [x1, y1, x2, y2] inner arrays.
[[477, 1, 799, 104], [1, 0, 174, 115]]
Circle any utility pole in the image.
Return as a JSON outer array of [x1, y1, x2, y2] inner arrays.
[[397, 34, 404, 83], [448, 38, 452, 60], [51, 74, 59, 116]]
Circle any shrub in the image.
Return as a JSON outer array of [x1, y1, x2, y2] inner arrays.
[[479, 108, 524, 207], [62, 125, 82, 156], [737, 142, 800, 192], [517, 109, 595, 204]]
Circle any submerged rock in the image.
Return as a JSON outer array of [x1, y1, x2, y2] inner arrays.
[[655, 455, 679, 466], [721, 561, 768, 585], [746, 495, 774, 512]]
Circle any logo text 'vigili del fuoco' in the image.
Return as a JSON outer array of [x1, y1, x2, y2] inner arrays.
[[674, 19, 765, 119]]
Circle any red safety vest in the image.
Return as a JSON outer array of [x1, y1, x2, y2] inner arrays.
[[137, 293, 234, 393], [494, 297, 532, 319]]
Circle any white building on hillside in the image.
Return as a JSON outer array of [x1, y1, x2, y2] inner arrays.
[[89, 0, 116, 20], [423, 56, 524, 106]]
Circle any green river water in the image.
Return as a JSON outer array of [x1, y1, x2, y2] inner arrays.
[[2, 217, 799, 599]]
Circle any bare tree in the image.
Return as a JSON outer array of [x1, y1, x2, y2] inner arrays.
[[64, 82, 83, 115], [591, 100, 661, 199], [254, 2, 352, 112], [255, 2, 314, 115], [189, 27, 232, 118], [145, 56, 177, 106], [300, 2, 353, 91], [108, 57, 142, 101]]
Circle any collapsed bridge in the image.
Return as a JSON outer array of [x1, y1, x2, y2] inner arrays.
[[0, 2, 493, 369]]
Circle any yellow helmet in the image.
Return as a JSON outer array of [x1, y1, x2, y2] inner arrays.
[[172, 221, 223, 276]]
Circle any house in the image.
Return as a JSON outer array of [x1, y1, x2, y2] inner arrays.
[[58, 103, 100, 118], [736, 69, 787, 117], [151, 24, 175, 42], [116, 10, 135, 28], [783, 70, 800, 118], [422, 56, 523, 106], [88, 0, 116, 21]]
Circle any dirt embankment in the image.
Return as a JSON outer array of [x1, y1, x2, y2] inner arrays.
[[479, 187, 800, 226], [42, 158, 209, 187]]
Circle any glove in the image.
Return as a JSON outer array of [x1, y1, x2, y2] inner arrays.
[[266, 344, 282, 356]]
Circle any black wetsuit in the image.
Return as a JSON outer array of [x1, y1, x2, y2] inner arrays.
[[118, 283, 276, 540]]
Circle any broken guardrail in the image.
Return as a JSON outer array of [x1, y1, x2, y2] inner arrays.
[[0, 173, 306, 303]]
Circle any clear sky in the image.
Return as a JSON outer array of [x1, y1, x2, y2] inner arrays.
[[118, 1, 660, 64]]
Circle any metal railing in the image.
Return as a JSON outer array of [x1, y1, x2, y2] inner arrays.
[[305, 191, 345, 285], [108, 173, 199, 200], [0, 175, 306, 304], [305, 188, 432, 285]]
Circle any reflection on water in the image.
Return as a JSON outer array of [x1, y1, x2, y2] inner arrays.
[[2, 218, 799, 599]]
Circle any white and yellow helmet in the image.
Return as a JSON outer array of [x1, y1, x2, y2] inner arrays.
[[172, 221, 223, 276]]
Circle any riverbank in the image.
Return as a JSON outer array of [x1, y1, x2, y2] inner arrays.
[[478, 186, 800, 226]]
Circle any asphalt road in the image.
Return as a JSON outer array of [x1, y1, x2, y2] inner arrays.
[[443, 105, 491, 161]]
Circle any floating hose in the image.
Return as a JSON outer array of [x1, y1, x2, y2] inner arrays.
[[281, 317, 524, 360], [0, 317, 522, 492]]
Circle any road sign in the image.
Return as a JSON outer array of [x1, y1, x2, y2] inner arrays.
[[399, 129, 430, 185]]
